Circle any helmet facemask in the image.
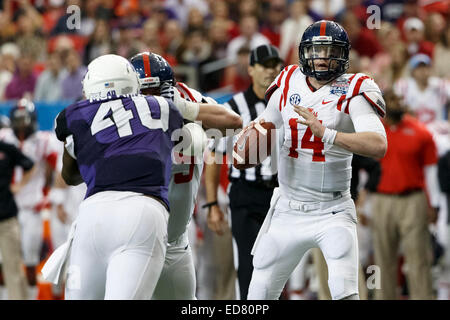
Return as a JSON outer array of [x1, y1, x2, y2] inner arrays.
[[299, 40, 350, 82]]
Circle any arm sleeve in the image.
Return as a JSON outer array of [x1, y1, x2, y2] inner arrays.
[[9, 143, 34, 171], [255, 88, 284, 128], [422, 130, 439, 207], [167, 99, 184, 133], [54, 109, 72, 142], [422, 130, 438, 166], [348, 95, 386, 138], [425, 164, 441, 208]]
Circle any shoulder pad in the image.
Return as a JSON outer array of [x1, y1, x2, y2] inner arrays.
[[176, 82, 203, 103], [361, 91, 386, 118], [347, 73, 381, 97], [346, 73, 385, 117], [265, 65, 299, 104]]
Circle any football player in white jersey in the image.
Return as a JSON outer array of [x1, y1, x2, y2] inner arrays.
[[130, 52, 242, 299], [242, 20, 388, 300], [0, 99, 59, 299], [394, 53, 450, 124]]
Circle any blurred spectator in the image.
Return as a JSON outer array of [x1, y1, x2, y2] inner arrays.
[[180, 28, 212, 65], [237, 0, 262, 22], [179, 28, 217, 91], [312, 0, 345, 20], [396, 0, 427, 36], [149, 1, 178, 30], [15, 7, 46, 63], [222, 46, 252, 93], [4, 53, 37, 100], [34, 51, 66, 102], [226, 15, 270, 64], [187, 8, 205, 31], [50, 0, 82, 36], [279, 0, 313, 62], [394, 54, 450, 124], [208, 0, 239, 39], [260, 0, 287, 48], [339, 11, 382, 58], [432, 23, 450, 79], [403, 17, 434, 58], [138, 18, 162, 54], [110, 23, 140, 61], [371, 90, 439, 300], [161, 19, 184, 58], [0, 43, 20, 101], [424, 12, 446, 45], [60, 49, 85, 101], [165, 0, 209, 29], [206, 19, 227, 60], [83, 19, 113, 65], [79, 0, 101, 37], [40, 1, 65, 35], [369, 22, 408, 90], [0, 10, 16, 43]]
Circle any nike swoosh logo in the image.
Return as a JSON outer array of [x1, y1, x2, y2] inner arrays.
[[237, 135, 248, 151], [322, 99, 333, 104]]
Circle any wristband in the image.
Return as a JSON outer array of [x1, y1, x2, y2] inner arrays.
[[202, 201, 218, 209], [183, 100, 200, 122], [321, 127, 337, 145]]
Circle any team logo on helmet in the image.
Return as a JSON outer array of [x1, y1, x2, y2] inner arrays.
[[289, 94, 302, 106]]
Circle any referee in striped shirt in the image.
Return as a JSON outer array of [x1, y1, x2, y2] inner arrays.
[[204, 44, 283, 300]]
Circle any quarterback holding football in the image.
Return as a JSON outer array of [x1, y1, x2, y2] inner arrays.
[[241, 20, 388, 300]]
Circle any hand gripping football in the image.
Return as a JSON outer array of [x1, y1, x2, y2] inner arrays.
[[233, 121, 275, 170]]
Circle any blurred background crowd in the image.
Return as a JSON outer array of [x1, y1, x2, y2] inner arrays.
[[0, 0, 447, 102], [0, 0, 449, 301]]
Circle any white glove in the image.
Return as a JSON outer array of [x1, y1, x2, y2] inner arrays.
[[160, 83, 199, 121]]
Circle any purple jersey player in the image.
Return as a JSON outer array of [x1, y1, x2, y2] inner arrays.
[[45, 54, 183, 300]]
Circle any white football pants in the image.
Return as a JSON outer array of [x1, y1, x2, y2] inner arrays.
[[152, 231, 196, 300], [18, 208, 43, 266], [65, 191, 168, 300], [248, 193, 359, 300]]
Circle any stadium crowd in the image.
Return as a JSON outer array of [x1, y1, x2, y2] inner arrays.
[[0, 0, 449, 300]]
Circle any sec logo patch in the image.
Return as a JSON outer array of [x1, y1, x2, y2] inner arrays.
[[289, 94, 301, 106]]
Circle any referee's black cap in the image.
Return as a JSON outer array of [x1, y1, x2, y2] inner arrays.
[[249, 44, 283, 66]]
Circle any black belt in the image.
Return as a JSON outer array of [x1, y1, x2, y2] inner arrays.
[[231, 178, 278, 190]]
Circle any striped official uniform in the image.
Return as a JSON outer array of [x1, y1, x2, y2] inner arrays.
[[214, 86, 280, 300]]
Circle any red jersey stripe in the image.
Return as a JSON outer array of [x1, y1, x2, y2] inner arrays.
[[177, 82, 197, 102], [336, 94, 346, 111], [352, 75, 370, 97], [282, 65, 298, 109]]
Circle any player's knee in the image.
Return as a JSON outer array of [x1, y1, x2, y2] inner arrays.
[[252, 234, 279, 269]]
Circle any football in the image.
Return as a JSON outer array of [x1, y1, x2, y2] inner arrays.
[[233, 121, 276, 170]]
